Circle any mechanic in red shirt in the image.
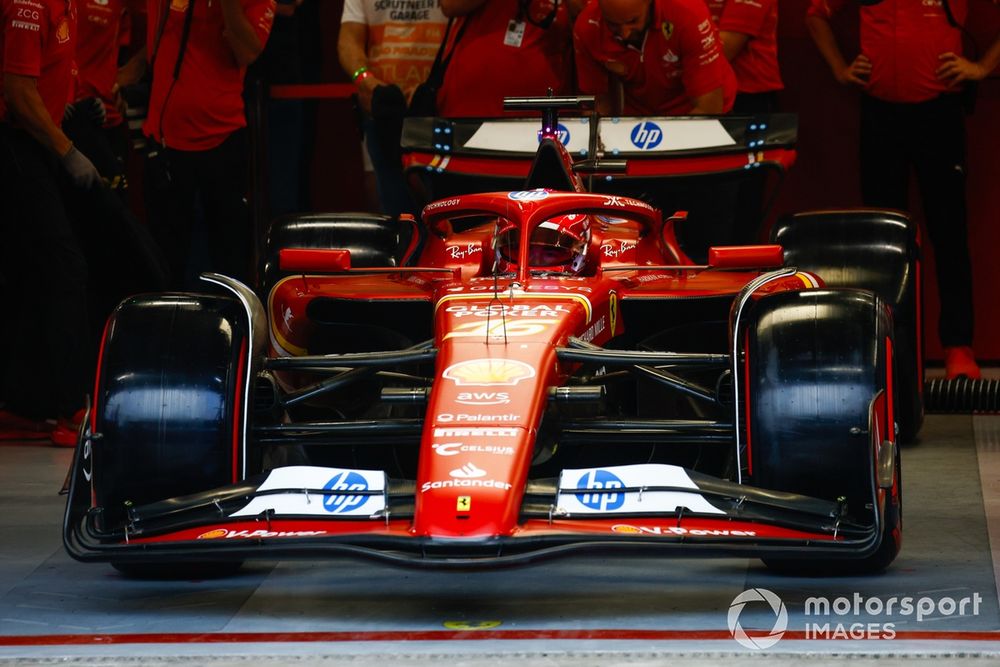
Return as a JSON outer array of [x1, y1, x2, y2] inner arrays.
[[573, 0, 737, 115], [435, 0, 573, 117], [61, 0, 130, 190], [705, 0, 781, 113], [0, 0, 102, 441], [114, 0, 275, 288], [807, 0, 1000, 379]]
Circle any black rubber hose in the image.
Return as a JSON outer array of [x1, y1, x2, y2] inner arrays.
[[924, 378, 1000, 413]]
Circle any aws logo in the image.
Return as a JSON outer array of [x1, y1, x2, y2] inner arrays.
[[456, 391, 510, 405]]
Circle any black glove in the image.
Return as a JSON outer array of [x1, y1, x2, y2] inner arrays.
[[64, 97, 107, 125], [61, 145, 102, 190]]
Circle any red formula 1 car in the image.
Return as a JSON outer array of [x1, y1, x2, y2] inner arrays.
[[64, 99, 913, 575]]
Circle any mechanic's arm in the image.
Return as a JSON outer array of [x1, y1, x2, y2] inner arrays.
[[936, 31, 1000, 85], [720, 30, 750, 61], [4, 74, 72, 155], [337, 21, 383, 114], [688, 86, 725, 114], [440, 0, 487, 17], [805, 13, 870, 85], [220, 0, 265, 66], [4, 73, 100, 187]]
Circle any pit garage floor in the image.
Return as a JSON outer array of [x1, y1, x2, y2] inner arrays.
[[4, 413, 1000, 666]]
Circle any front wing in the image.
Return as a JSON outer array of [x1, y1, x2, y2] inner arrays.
[[64, 441, 886, 568]]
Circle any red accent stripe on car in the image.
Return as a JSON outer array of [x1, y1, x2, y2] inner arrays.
[[886, 335, 894, 437], [232, 338, 248, 484], [743, 328, 753, 476]]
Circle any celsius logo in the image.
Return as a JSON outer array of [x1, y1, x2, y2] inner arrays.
[[575, 469, 625, 511], [728, 588, 788, 649], [538, 123, 571, 145], [630, 121, 663, 150], [323, 471, 370, 514]]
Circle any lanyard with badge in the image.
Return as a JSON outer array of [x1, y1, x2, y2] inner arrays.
[[506, 0, 560, 47]]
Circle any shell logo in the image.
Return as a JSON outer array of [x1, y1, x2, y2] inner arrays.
[[442, 358, 535, 387], [197, 529, 229, 539], [611, 524, 642, 534]]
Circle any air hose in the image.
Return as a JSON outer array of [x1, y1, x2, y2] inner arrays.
[[924, 378, 1000, 413]]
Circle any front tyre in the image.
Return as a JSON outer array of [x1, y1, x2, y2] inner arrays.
[[740, 289, 901, 574]]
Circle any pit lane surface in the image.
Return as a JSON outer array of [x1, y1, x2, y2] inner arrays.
[[2, 414, 1000, 664]]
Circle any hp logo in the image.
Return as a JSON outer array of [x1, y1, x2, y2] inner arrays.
[[323, 471, 370, 514], [537, 123, 570, 145], [575, 469, 625, 511], [630, 121, 663, 150]]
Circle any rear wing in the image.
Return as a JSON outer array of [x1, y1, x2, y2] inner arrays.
[[401, 113, 798, 185]]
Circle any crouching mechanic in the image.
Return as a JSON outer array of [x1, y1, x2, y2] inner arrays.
[[574, 0, 739, 263], [0, 0, 100, 443], [574, 0, 737, 115], [494, 214, 592, 275]]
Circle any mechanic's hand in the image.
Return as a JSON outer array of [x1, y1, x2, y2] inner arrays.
[[65, 97, 107, 125], [85, 97, 107, 124], [356, 74, 384, 114], [937, 52, 987, 87], [836, 53, 871, 86], [60, 145, 102, 190]]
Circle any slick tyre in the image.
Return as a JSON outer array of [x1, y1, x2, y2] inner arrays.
[[259, 212, 422, 294], [771, 209, 923, 443], [740, 289, 901, 574], [92, 294, 253, 536]]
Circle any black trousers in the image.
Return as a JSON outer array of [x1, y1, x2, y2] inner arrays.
[[144, 129, 253, 289], [859, 93, 974, 347], [0, 124, 90, 419]]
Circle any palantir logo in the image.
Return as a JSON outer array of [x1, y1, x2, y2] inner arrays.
[[630, 121, 663, 150], [575, 469, 625, 511], [728, 588, 788, 650], [323, 471, 369, 514]]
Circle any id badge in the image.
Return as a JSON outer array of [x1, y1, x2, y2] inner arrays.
[[504, 20, 526, 47]]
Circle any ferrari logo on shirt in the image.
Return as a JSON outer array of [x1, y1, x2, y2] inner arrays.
[[660, 20, 674, 40], [170, 0, 188, 11], [56, 17, 70, 42]]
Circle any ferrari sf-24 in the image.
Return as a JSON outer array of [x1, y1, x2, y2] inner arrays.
[[64, 98, 915, 576]]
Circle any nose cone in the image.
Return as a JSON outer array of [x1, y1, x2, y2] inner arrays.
[[412, 290, 589, 538]]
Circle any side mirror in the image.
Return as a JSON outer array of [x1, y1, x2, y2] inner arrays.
[[279, 248, 352, 273], [707, 245, 784, 269]]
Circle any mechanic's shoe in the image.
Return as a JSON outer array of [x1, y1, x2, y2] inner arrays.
[[50, 409, 85, 448], [945, 346, 982, 380], [0, 409, 55, 441]]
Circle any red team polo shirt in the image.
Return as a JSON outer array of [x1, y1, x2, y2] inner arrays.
[[0, 0, 75, 125], [706, 0, 782, 93], [75, 0, 123, 126], [436, 0, 572, 117], [807, 0, 964, 103], [574, 0, 736, 115], [144, 0, 274, 151]]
